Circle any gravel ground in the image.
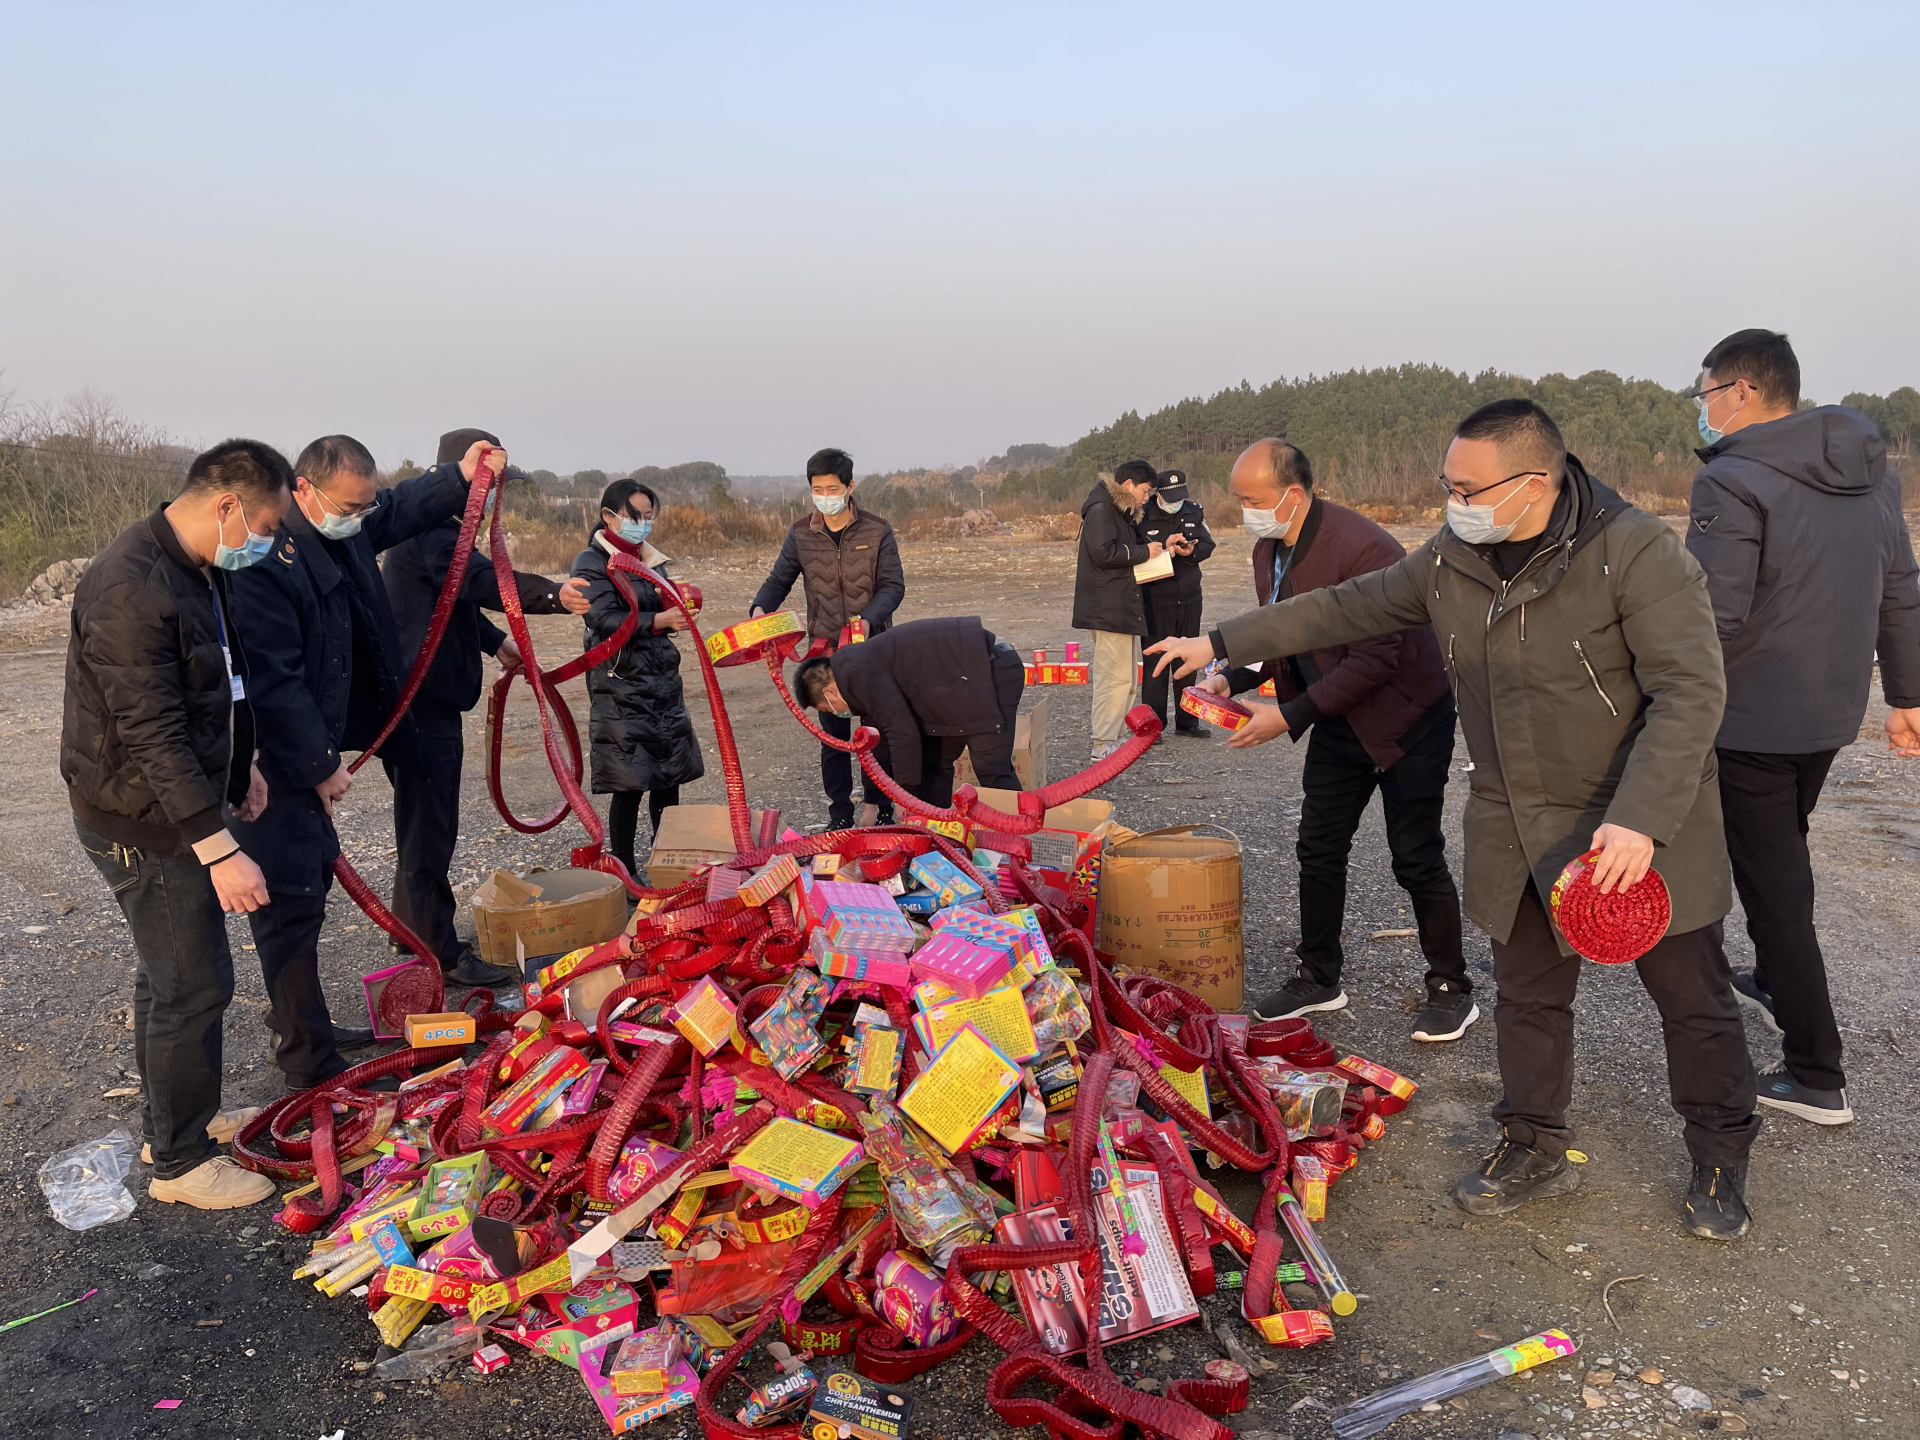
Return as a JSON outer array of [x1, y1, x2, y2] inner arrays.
[[1, 531, 1914, 1440]]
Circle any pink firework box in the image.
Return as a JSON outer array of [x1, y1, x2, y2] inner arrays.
[[580, 1347, 699, 1433], [738, 853, 802, 908], [807, 929, 913, 987], [911, 932, 1012, 1001], [813, 880, 916, 954]]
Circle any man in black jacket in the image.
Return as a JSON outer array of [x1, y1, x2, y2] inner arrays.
[[380, 427, 588, 983], [793, 617, 1024, 807], [1687, 329, 1920, 1127], [1136, 468, 1216, 739], [229, 435, 496, 1092], [750, 447, 906, 827], [1074, 460, 1184, 760], [63, 439, 289, 1210]]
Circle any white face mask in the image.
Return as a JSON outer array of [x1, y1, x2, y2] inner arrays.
[[1157, 496, 1184, 513], [1446, 481, 1539, 545], [1241, 494, 1302, 540], [813, 492, 848, 517]]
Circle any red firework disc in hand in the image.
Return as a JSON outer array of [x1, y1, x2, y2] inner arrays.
[[1549, 850, 1671, 963]]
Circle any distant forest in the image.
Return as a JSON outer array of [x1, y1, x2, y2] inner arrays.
[[1002, 364, 1919, 512]]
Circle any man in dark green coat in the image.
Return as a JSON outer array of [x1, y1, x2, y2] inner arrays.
[[1150, 399, 1760, 1241]]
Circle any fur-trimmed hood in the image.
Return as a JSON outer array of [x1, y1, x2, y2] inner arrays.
[[1089, 475, 1144, 521]]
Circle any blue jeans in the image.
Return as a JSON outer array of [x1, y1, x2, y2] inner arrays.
[[75, 817, 233, 1180]]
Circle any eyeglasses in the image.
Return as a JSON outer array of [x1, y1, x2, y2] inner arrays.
[[1686, 380, 1740, 412], [1435, 470, 1545, 503], [307, 483, 382, 519]]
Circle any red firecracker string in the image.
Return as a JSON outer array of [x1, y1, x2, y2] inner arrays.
[[1549, 850, 1671, 964]]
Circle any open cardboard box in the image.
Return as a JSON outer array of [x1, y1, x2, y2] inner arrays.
[[469, 868, 629, 969]]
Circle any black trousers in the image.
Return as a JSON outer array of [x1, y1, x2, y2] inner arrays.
[[1294, 712, 1467, 993], [606, 786, 681, 879], [75, 818, 233, 1181], [247, 885, 347, 1091], [1717, 746, 1844, 1089], [820, 709, 892, 826], [1490, 882, 1760, 1165], [383, 702, 466, 969], [917, 642, 1028, 807], [1141, 593, 1204, 732]]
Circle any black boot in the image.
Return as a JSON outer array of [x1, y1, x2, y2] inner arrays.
[[1452, 1135, 1581, 1215], [443, 946, 519, 989], [1683, 1161, 1752, 1241]]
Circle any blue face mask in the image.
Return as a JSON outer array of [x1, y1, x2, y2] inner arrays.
[[619, 517, 653, 544], [1697, 406, 1723, 447], [213, 503, 273, 570], [303, 484, 368, 540]]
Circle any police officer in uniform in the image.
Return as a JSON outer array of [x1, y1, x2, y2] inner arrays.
[[1136, 468, 1216, 738]]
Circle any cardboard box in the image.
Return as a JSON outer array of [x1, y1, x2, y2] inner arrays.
[[967, 788, 1112, 873], [469, 868, 627, 969], [1095, 824, 1243, 1013], [406, 1012, 476, 1048], [645, 806, 771, 889], [954, 694, 1047, 789]]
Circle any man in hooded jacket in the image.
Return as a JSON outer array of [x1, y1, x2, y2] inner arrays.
[[1149, 399, 1761, 1241], [1686, 329, 1920, 1128], [380, 428, 588, 986]]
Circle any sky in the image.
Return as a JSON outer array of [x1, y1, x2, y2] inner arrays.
[[2, 3, 1916, 476]]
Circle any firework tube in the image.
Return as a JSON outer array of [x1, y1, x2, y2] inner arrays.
[[1180, 686, 1252, 731], [1329, 1328, 1580, 1439], [1275, 1184, 1356, 1316], [1097, 1117, 1148, 1258]]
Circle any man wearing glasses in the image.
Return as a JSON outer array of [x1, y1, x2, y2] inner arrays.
[[1686, 329, 1920, 1128], [1149, 399, 1760, 1241], [229, 435, 502, 1094]]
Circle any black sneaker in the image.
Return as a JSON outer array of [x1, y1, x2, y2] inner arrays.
[[333, 1026, 378, 1051], [1684, 1161, 1752, 1240], [444, 947, 519, 989], [1174, 725, 1212, 740], [1250, 972, 1348, 1022], [1754, 1064, 1852, 1125], [1411, 985, 1480, 1043], [826, 810, 856, 831], [1451, 1136, 1581, 1215], [1730, 967, 1780, 1035]]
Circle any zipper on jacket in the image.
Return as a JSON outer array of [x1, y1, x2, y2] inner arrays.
[[1445, 634, 1458, 697], [1519, 603, 1525, 643], [1572, 639, 1618, 716]]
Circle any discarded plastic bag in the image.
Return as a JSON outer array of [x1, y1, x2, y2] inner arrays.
[[38, 1129, 137, 1231], [373, 1317, 484, 1379]]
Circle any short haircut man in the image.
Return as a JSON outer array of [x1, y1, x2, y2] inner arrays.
[[795, 655, 836, 710], [1700, 328, 1801, 410], [181, 439, 296, 505], [750, 445, 906, 829], [1156, 400, 1761, 1239], [294, 434, 379, 486], [807, 447, 855, 486], [1688, 328, 1920, 1128], [1073, 458, 1163, 758]]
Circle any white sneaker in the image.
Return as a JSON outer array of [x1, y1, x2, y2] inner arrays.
[[1091, 742, 1120, 762], [148, 1154, 276, 1209], [141, 1106, 265, 1165]]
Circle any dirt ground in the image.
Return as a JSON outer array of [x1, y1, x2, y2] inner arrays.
[[1, 530, 1915, 1440]]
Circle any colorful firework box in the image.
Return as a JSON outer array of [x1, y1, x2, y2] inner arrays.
[[906, 852, 984, 907], [910, 931, 1012, 1000], [808, 928, 913, 987], [727, 1116, 866, 1209], [668, 976, 740, 1056], [913, 978, 1040, 1062], [479, 1044, 589, 1139], [806, 1368, 916, 1440], [996, 1165, 1197, 1354], [409, 1152, 489, 1239], [812, 880, 917, 956], [738, 853, 801, 908], [580, 1346, 699, 1432], [846, 1023, 904, 1096], [898, 1023, 1023, 1154], [747, 972, 830, 1081]]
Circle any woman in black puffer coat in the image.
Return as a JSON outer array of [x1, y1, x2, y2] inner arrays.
[[572, 479, 705, 879]]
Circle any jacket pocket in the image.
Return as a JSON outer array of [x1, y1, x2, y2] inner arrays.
[[1571, 640, 1619, 717]]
